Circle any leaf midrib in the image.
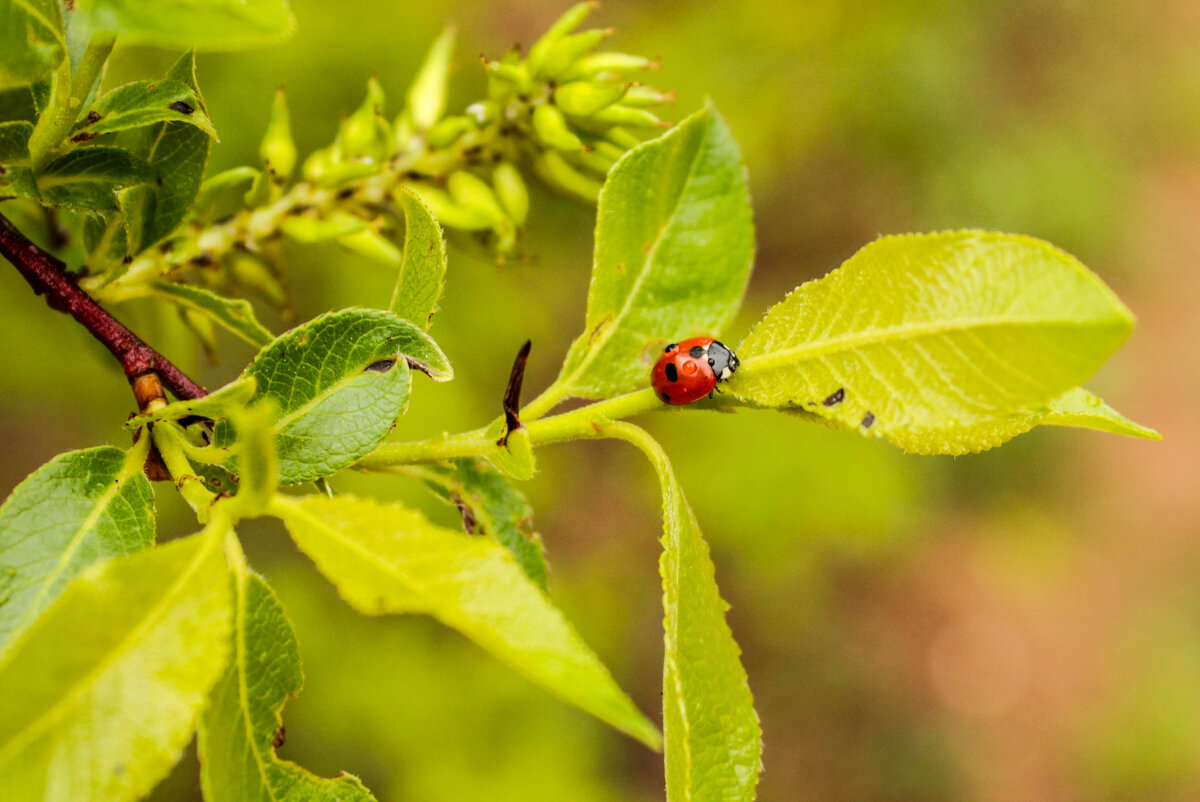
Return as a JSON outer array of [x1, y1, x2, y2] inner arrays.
[[739, 313, 1125, 376], [558, 124, 709, 391], [0, 532, 218, 765]]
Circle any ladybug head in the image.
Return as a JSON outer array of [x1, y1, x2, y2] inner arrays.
[[707, 340, 739, 381]]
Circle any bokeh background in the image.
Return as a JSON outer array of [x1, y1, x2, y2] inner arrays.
[[2, 1, 1197, 799]]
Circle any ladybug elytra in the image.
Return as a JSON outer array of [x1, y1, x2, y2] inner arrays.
[[651, 336, 740, 405]]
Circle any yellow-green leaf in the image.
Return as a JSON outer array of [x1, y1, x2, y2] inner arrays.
[[610, 425, 760, 801], [735, 231, 1135, 454], [0, 529, 231, 802], [271, 493, 661, 749]]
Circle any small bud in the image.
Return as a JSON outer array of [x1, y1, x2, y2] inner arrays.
[[533, 149, 603, 201], [554, 80, 627, 117], [406, 184, 499, 230], [531, 103, 584, 151], [340, 76, 389, 161], [484, 59, 532, 93], [621, 85, 675, 107], [492, 162, 530, 225], [427, 116, 475, 149], [589, 104, 663, 128], [338, 226, 403, 266], [281, 212, 370, 243], [447, 170, 507, 223], [231, 254, 287, 306], [539, 29, 612, 79], [406, 26, 456, 130], [560, 52, 658, 81], [526, 1, 597, 77], [260, 87, 297, 181]]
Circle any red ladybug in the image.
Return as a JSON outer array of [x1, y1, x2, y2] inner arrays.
[[651, 336, 740, 405]]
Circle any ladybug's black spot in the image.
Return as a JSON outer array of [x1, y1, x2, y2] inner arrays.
[[862, 411, 875, 429], [660, 391, 671, 403], [169, 100, 195, 115], [664, 343, 678, 353], [690, 345, 706, 358], [664, 362, 679, 382], [823, 387, 845, 406]]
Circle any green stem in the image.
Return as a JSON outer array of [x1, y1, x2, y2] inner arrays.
[[27, 34, 116, 169], [153, 421, 218, 520], [357, 387, 662, 469], [518, 380, 573, 422]]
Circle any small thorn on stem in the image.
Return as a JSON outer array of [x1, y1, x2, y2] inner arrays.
[[498, 339, 532, 447]]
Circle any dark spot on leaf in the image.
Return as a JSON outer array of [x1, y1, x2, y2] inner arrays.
[[862, 411, 875, 429], [614, 263, 625, 273], [0, 166, 6, 176], [660, 391, 671, 403], [336, 188, 355, 200], [70, 132, 97, 143], [85, 110, 102, 124], [823, 387, 845, 406], [690, 345, 706, 358], [364, 358, 397, 373], [664, 362, 678, 382], [272, 725, 286, 749], [169, 100, 195, 115]]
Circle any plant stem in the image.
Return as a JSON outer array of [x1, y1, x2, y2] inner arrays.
[[0, 212, 207, 400], [27, 34, 116, 169], [357, 387, 663, 468]]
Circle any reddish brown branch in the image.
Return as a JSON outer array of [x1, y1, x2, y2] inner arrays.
[[0, 212, 207, 401]]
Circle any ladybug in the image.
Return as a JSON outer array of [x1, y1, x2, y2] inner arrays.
[[651, 336, 740, 405]]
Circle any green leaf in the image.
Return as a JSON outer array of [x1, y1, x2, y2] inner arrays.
[[0, 165, 39, 200], [37, 145, 154, 210], [148, 281, 274, 347], [553, 104, 754, 398], [389, 187, 447, 329], [73, 0, 296, 51], [0, 0, 65, 89], [271, 493, 661, 749], [200, 566, 377, 801], [225, 309, 451, 484], [0, 445, 154, 650], [0, 528, 232, 802], [552, 103, 748, 398], [125, 52, 213, 250], [0, 120, 33, 163], [617, 426, 760, 801], [75, 79, 217, 139], [734, 231, 1135, 455], [410, 459, 548, 590]]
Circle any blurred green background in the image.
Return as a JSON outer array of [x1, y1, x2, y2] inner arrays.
[[2, 0, 1196, 799]]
